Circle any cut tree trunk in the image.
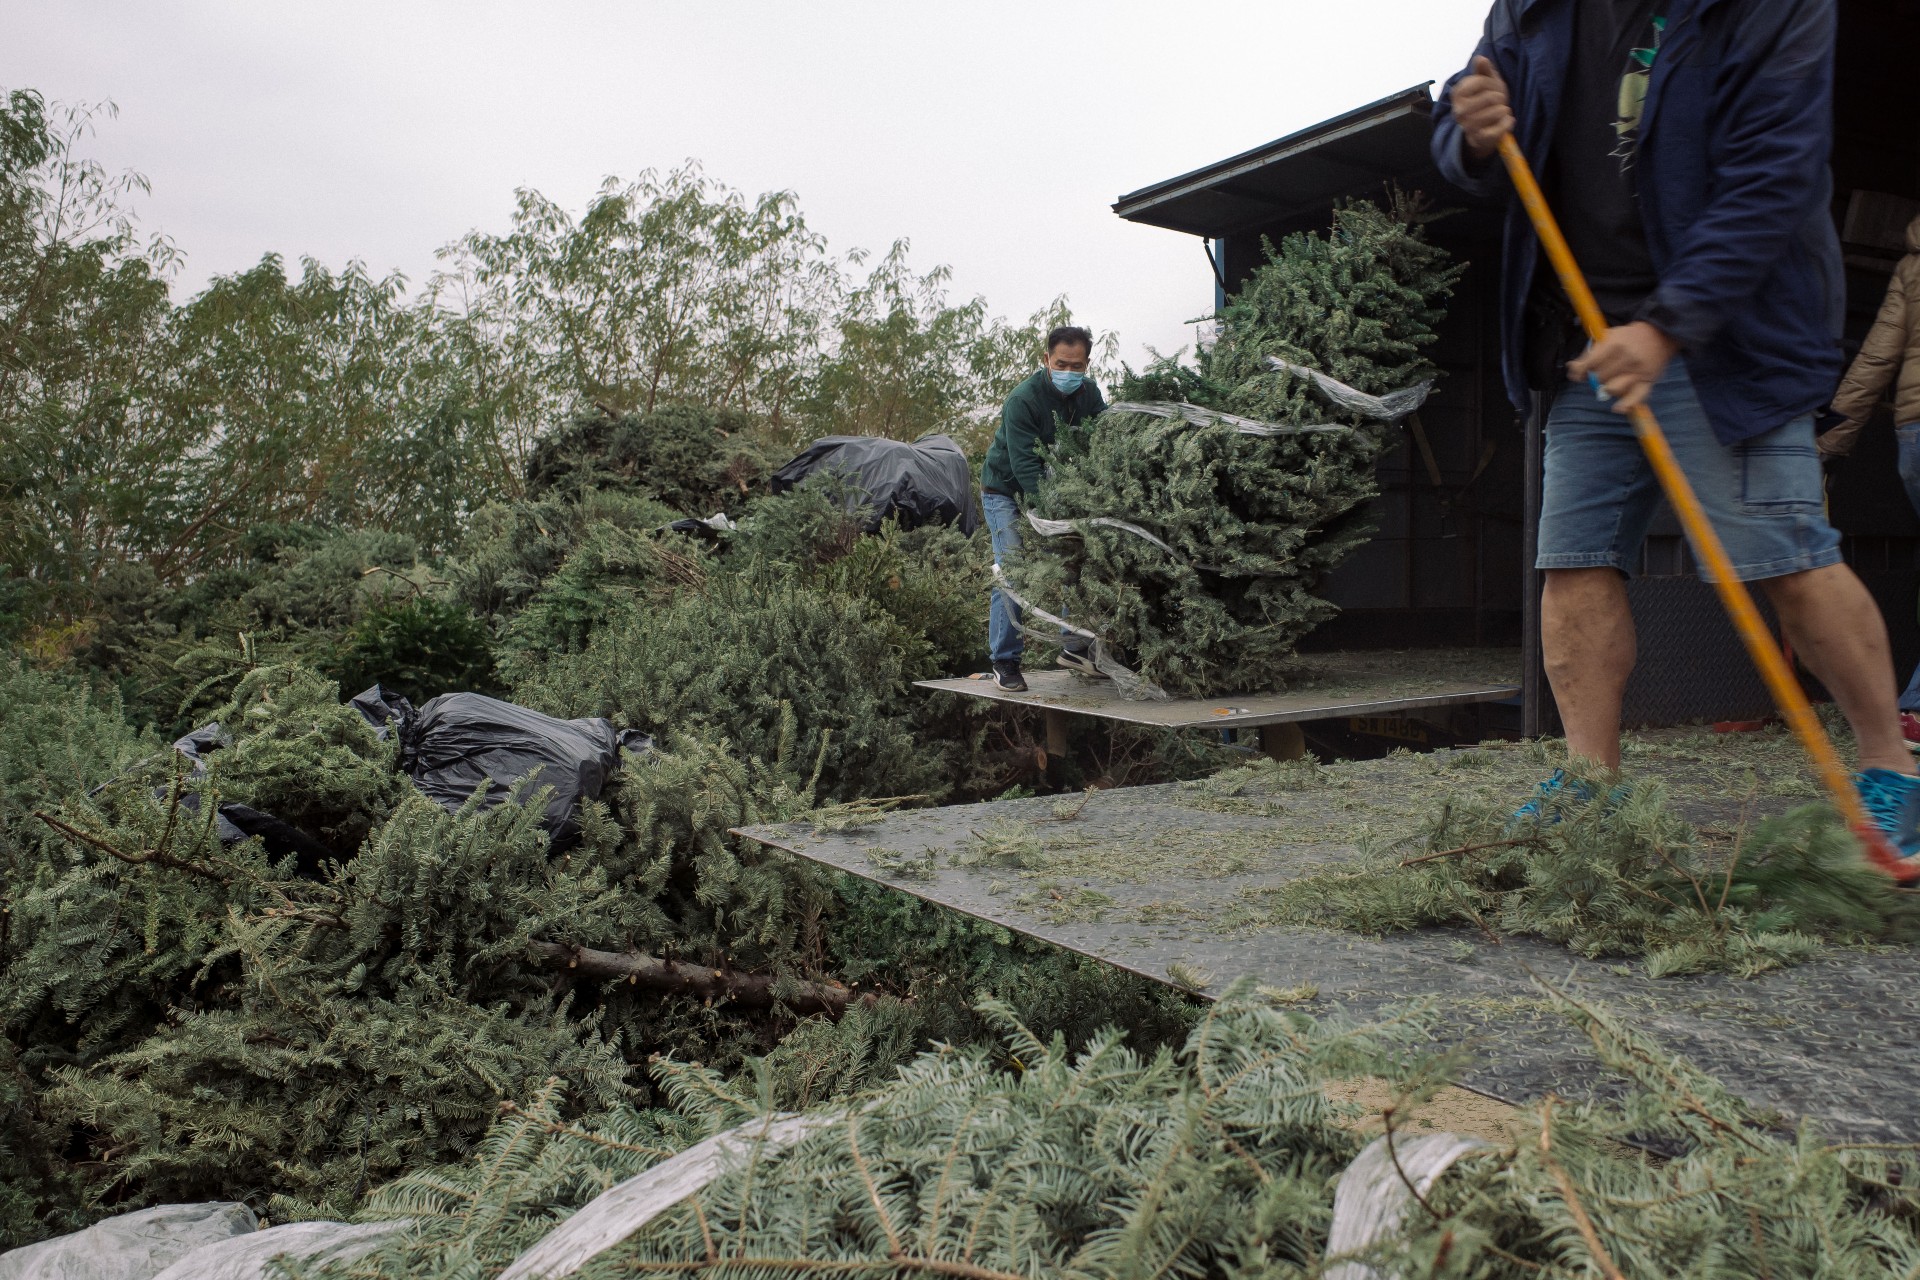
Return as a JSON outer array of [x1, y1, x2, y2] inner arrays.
[[530, 941, 867, 1017]]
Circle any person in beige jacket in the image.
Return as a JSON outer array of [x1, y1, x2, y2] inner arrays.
[[1821, 213, 1920, 462], [1822, 211, 1920, 729]]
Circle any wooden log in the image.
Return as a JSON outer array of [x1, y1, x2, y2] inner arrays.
[[529, 941, 864, 1017]]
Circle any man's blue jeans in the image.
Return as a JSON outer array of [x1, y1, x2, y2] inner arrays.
[[1898, 424, 1920, 712], [983, 489, 1026, 666]]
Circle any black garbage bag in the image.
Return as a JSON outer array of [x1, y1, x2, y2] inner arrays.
[[166, 725, 334, 875], [769, 433, 980, 533], [349, 683, 414, 739], [358, 690, 651, 850]]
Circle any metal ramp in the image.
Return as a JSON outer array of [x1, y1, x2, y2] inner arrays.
[[738, 729, 1920, 1142], [915, 646, 1522, 757]]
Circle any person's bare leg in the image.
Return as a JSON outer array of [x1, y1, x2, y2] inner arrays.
[[1761, 564, 1914, 775], [1540, 567, 1636, 771]]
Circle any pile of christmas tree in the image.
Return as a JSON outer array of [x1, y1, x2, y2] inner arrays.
[[1008, 195, 1461, 698]]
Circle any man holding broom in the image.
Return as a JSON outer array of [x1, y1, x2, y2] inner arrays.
[[1432, 0, 1920, 844]]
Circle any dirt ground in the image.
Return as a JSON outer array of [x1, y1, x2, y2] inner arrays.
[[1325, 1077, 1529, 1146]]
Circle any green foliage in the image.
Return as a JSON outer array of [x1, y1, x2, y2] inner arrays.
[[329, 596, 497, 705], [820, 523, 987, 683], [0, 92, 179, 609], [204, 666, 407, 859], [0, 1031, 89, 1247], [0, 678, 1208, 1234], [1266, 767, 1920, 977], [599, 726, 832, 970], [281, 1083, 703, 1276], [0, 660, 159, 1244], [440, 162, 843, 440], [4, 90, 1103, 636], [726, 472, 875, 572], [497, 521, 707, 663], [602, 996, 1375, 1276], [26, 783, 643, 1215], [79, 527, 468, 734], [523, 403, 772, 514], [1204, 191, 1458, 416], [0, 658, 156, 835], [290, 986, 1920, 1280], [0, 88, 509, 599], [44, 980, 627, 1215], [793, 241, 1119, 456], [1011, 198, 1462, 697], [512, 575, 943, 804], [315, 989, 1411, 1279], [448, 489, 684, 627], [228, 529, 425, 634], [730, 474, 990, 681]]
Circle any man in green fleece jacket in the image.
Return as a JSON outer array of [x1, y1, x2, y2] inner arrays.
[[979, 325, 1107, 691]]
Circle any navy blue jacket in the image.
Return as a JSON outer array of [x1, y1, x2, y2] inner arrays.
[[1432, 0, 1845, 444]]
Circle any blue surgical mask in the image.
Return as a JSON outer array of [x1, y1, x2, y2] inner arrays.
[[1049, 369, 1086, 395]]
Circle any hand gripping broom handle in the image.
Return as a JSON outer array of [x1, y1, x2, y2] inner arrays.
[[1494, 134, 1909, 877]]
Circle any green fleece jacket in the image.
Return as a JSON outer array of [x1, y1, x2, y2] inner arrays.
[[979, 369, 1106, 499]]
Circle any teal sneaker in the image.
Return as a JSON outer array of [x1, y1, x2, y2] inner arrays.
[[1509, 768, 1629, 829], [1510, 768, 1592, 827], [1854, 768, 1920, 857]]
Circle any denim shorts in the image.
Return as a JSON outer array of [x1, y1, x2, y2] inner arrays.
[[1536, 359, 1842, 583]]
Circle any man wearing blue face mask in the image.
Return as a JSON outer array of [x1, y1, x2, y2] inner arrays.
[[979, 325, 1107, 691]]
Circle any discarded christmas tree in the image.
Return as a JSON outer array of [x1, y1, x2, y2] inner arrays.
[[1009, 196, 1460, 697]]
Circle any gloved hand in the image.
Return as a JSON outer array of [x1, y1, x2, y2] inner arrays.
[[1817, 420, 1863, 461]]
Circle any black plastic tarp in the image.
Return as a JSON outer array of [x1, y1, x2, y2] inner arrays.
[[769, 433, 980, 533], [353, 689, 651, 850], [138, 687, 648, 870]]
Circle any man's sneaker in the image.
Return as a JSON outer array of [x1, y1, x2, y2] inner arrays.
[[991, 662, 1028, 693], [1057, 646, 1106, 678], [1901, 713, 1920, 751], [1508, 768, 1629, 829], [1854, 767, 1920, 856], [1509, 768, 1594, 827]]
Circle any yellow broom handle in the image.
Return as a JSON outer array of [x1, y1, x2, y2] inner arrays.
[[1495, 134, 1872, 836]]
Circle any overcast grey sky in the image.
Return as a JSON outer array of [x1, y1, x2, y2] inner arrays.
[[3, 1, 1490, 368]]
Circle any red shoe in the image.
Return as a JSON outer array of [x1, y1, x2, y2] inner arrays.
[[1903, 713, 1920, 749]]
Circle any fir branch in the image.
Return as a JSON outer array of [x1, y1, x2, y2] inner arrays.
[[1398, 835, 1537, 867], [494, 1100, 679, 1160], [1539, 1097, 1627, 1280], [1380, 1105, 1442, 1220], [1538, 976, 1754, 1145], [32, 808, 235, 885]]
